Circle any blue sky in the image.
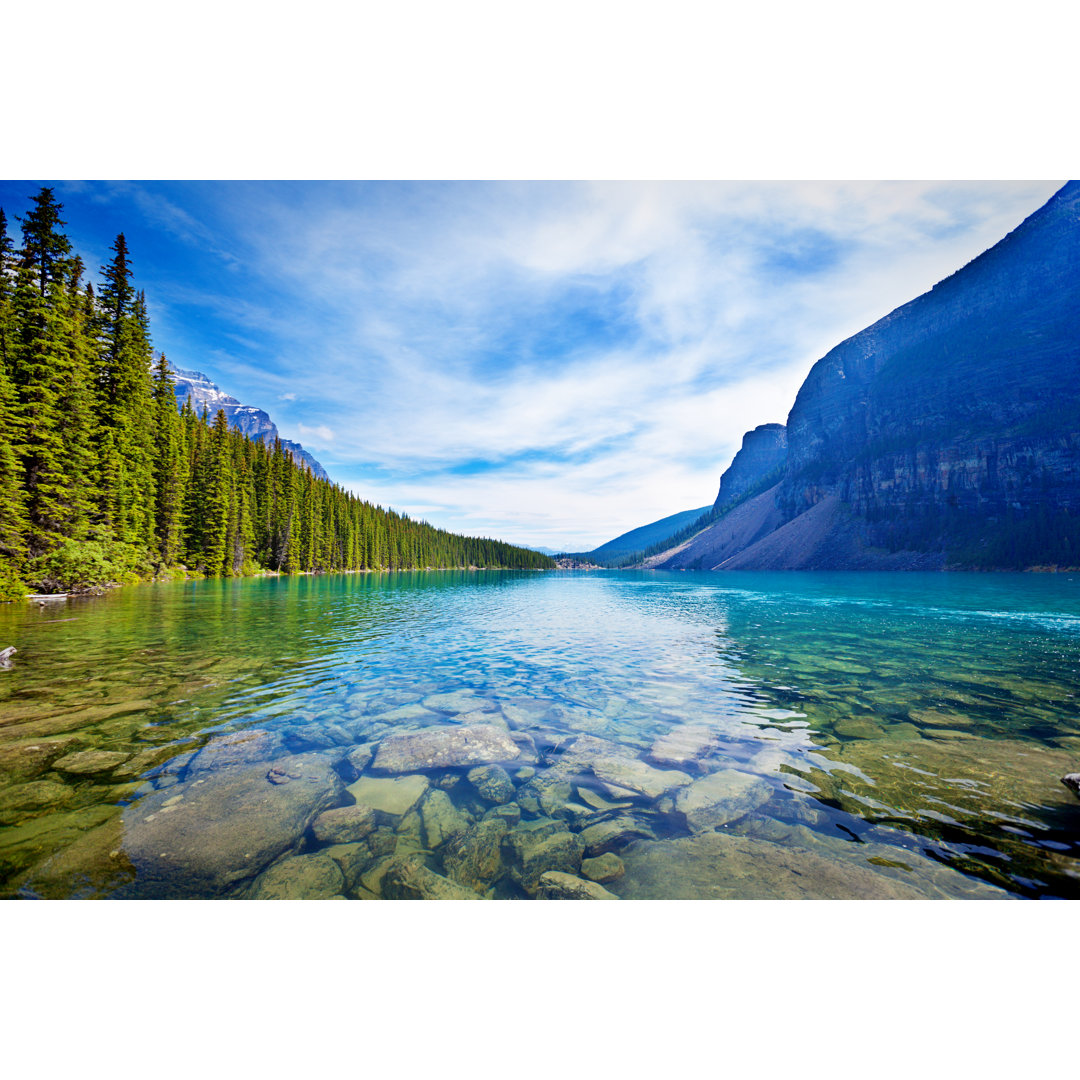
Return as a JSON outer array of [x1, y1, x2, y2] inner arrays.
[[0, 180, 1064, 550]]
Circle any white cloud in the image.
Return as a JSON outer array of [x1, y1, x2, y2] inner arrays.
[[296, 423, 335, 444], [165, 181, 1066, 550]]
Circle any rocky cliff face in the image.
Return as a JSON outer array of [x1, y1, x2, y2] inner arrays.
[[167, 361, 330, 481], [655, 180, 1080, 570], [714, 424, 787, 509], [781, 180, 1080, 538]]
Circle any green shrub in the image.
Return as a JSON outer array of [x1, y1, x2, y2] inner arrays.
[[25, 540, 154, 594], [0, 561, 27, 602]]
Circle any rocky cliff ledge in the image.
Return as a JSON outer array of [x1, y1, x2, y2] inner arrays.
[[714, 424, 787, 509]]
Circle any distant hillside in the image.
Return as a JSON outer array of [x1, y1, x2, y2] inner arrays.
[[166, 360, 329, 481], [650, 180, 1080, 571], [582, 506, 712, 563]]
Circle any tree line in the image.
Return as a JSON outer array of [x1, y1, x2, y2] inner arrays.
[[0, 187, 552, 597]]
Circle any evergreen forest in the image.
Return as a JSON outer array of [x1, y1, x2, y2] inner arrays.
[[0, 188, 553, 599]]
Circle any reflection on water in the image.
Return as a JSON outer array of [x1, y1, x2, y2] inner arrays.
[[1, 570, 1078, 899]]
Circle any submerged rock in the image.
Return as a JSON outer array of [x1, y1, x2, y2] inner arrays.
[[122, 752, 344, 897], [347, 774, 429, 819], [345, 744, 375, 775], [248, 853, 345, 899], [577, 816, 655, 856], [0, 737, 82, 782], [576, 786, 633, 812], [537, 871, 618, 900], [591, 756, 692, 800], [371, 725, 521, 773], [610, 831, 1006, 900], [187, 730, 279, 773], [19, 814, 135, 899], [668, 769, 773, 832], [580, 853, 625, 883], [382, 855, 482, 900], [311, 804, 377, 845], [552, 734, 692, 799], [647, 725, 720, 771], [504, 820, 585, 895], [0, 780, 78, 823], [467, 764, 515, 804], [487, 803, 521, 827], [52, 749, 132, 777], [322, 842, 376, 893], [420, 789, 470, 849], [516, 774, 574, 818], [443, 817, 509, 892]]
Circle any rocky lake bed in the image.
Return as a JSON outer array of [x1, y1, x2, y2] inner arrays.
[[2, 569, 1080, 899]]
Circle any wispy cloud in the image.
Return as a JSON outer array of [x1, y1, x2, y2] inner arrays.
[[6, 179, 1061, 550], [296, 423, 335, 445], [201, 181, 1059, 548]]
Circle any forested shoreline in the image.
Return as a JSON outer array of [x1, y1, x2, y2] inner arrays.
[[0, 188, 552, 598]]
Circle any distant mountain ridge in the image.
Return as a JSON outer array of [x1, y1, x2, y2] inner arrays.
[[650, 180, 1080, 571], [573, 505, 713, 563], [165, 360, 330, 481]]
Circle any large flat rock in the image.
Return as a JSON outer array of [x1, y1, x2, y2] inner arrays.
[[371, 725, 521, 773], [122, 752, 344, 897], [347, 774, 429, 818], [647, 725, 720, 771], [610, 830, 1009, 899], [670, 769, 773, 831]]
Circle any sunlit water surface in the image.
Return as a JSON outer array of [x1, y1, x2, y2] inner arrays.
[[1, 570, 1078, 899]]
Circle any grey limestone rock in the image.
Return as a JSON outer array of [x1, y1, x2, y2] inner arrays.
[[647, 725, 720, 771], [122, 751, 344, 897], [669, 769, 773, 832], [371, 725, 521, 773]]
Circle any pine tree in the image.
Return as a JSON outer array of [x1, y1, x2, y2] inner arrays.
[[9, 188, 93, 554], [151, 353, 186, 564], [95, 236, 156, 545]]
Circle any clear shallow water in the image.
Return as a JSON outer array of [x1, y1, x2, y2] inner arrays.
[[1, 570, 1079, 899]]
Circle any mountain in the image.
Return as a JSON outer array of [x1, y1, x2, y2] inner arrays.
[[651, 181, 1080, 571], [714, 423, 787, 509], [582, 506, 713, 563], [166, 361, 330, 481]]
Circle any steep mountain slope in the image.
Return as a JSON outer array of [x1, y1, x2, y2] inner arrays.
[[652, 180, 1080, 570], [167, 361, 330, 481], [583, 505, 712, 562], [714, 424, 787, 509]]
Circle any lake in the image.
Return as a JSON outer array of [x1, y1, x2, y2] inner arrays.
[[1, 569, 1079, 899]]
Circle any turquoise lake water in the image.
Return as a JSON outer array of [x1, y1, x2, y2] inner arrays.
[[1, 569, 1079, 899]]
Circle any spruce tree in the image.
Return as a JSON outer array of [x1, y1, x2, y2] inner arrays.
[[151, 353, 186, 564], [95, 236, 156, 545], [10, 188, 93, 554]]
